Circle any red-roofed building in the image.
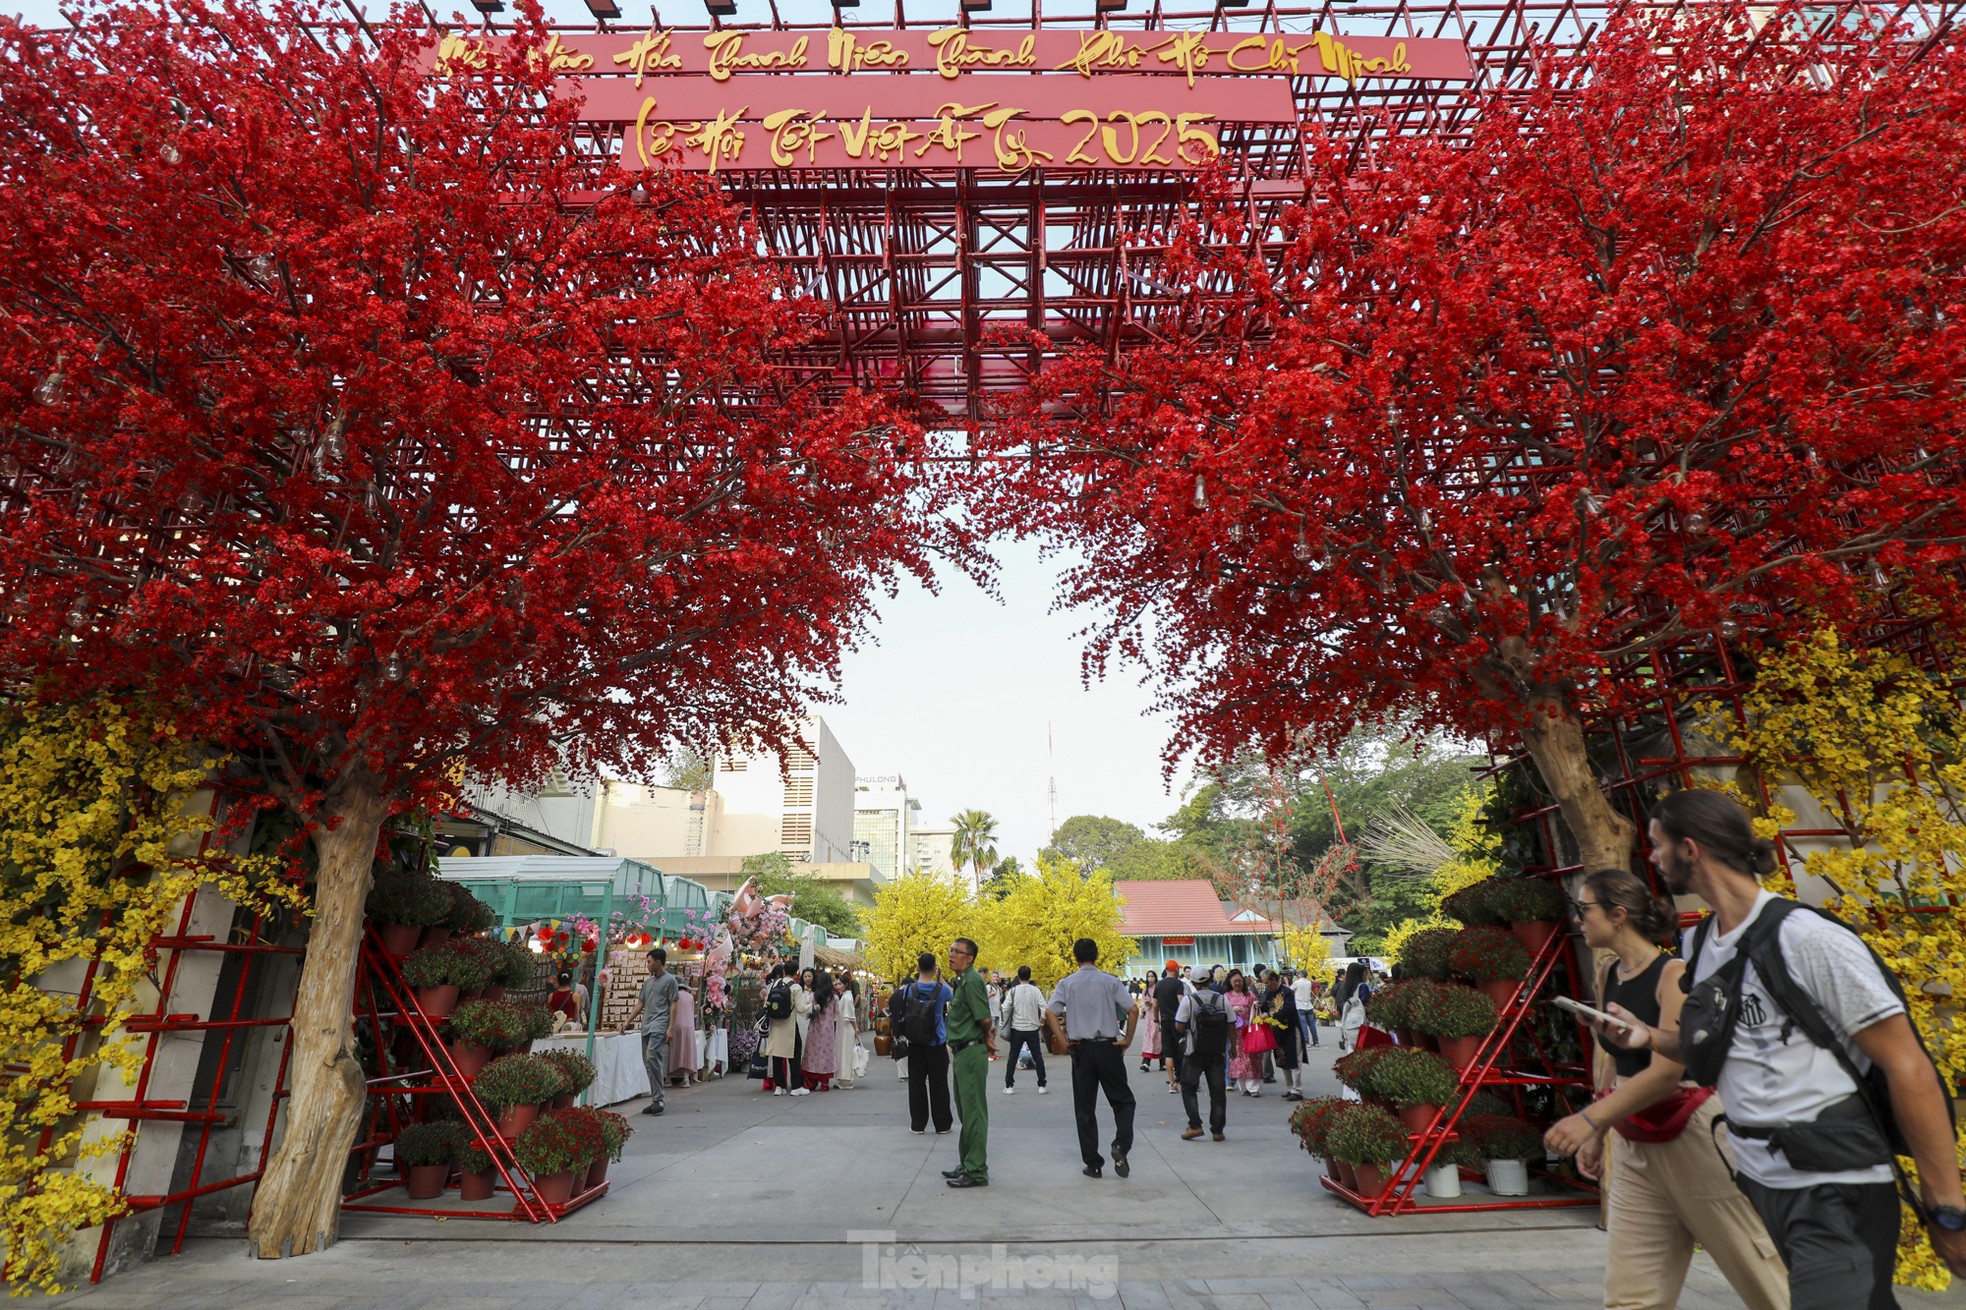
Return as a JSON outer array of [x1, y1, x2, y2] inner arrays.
[[1112, 880, 1352, 978]]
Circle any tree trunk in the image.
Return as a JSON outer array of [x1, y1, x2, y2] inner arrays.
[[247, 780, 388, 1260], [1515, 692, 1637, 875]]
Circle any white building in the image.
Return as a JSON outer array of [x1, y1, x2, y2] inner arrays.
[[853, 775, 921, 880], [716, 716, 858, 864], [908, 822, 963, 888]]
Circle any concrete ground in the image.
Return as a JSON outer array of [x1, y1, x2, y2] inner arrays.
[[52, 1040, 1966, 1308]]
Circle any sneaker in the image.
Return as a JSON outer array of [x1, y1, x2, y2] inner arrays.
[[911, 1128, 926, 1135], [1167, 1085, 1178, 1094], [1181, 1126, 1204, 1141], [790, 1087, 811, 1097], [773, 1088, 787, 1097], [936, 1128, 952, 1135], [1212, 1131, 1225, 1142], [1003, 1086, 1015, 1095], [1037, 1086, 1048, 1094]]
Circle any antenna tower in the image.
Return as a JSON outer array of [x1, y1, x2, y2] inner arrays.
[[1047, 722, 1058, 845]]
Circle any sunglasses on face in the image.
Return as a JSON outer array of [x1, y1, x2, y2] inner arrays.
[[1569, 899, 1603, 919]]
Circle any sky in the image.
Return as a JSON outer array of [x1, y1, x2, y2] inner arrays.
[[6, 0, 1215, 864], [825, 537, 1187, 866]]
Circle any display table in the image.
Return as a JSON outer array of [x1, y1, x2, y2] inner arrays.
[[536, 1031, 651, 1107], [702, 1025, 729, 1076]]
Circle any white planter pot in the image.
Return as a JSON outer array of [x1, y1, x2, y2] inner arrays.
[[1424, 1161, 1462, 1199], [1485, 1158, 1529, 1196]]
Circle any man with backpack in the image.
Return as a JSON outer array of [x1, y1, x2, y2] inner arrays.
[[1174, 968, 1231, 1141], [1599, 789, 1966, 1308], [890, 952, 954, 1136]]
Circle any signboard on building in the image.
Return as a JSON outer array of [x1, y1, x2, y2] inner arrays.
[[435, 26, 1472, 175]]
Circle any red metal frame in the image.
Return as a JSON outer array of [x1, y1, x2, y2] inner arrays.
[[336, 925, 607, 1224], [1321, 922, 1599, 1215]]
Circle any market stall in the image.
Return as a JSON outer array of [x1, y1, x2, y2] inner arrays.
[[536, 1032, 649, 1107]]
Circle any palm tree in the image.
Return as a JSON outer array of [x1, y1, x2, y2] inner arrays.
[[949, 809, 999, 894]]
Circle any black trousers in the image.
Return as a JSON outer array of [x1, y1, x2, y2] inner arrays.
[[1069, 1041, 1135, 1169], [1738, 1177, 1901, 1310], [1003, 1028, 1046, 1087], [1180, 1050, 1227, 1133], [906, 1042, 952, 1133]]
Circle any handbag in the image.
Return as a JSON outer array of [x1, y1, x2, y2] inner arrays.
[[1595, 1085, 1715, 1144], [1241, 1018, 1278, 1056], [853, 1044, 870, 1078]]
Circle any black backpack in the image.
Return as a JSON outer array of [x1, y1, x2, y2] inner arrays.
[[1680, 898, 1956, 1220], [765, 980, 794, 1022], [895, 982, 940, 1047], [1188, 989, 1230, 1057]]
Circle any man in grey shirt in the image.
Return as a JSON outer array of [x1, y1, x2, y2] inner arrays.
[[621, 946, 679, 1116], [1044, 939, 1138, 1179]]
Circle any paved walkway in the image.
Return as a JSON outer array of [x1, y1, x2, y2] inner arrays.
[[52, 1041, 1966, 1308]]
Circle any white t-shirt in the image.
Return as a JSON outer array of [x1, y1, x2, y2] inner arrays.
[[1291, 978, 1315, 1010], [1687, 890, 1903, 1188]]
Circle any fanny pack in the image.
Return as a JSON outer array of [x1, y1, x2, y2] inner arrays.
[[1729, 1094, 1895, 1173], [1595, 1085, 1714, 1144]]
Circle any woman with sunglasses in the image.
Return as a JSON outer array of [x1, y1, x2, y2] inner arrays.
[[1543, 869, 1787, 1310]]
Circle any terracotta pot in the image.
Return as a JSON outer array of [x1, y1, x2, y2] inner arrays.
[[482, 985, 507, 1001], [378, 922, 421, 957], [585, 1156, 609, 1190], [449, 1039, 493, 1078], [1416, 1033, 1440, 1053], [459, 988, 484, 1003], [514, 1039, 534, 1055], [1324, 1155, 1343, 1182], [1396, 1103, 1439, 1136], [1479, 979, 1520, 1010], [1438, 1034, 1484, 1070], [416, 984, 461, 1019], [1353, 1162, 1391, 1199], [494, 1103, 539, 1138], [459, 1168, 498, 1202], [532, 1170, 577, 1206], [551, 1092, 576, 1110], [1510, 919, 1561, 955], [1334, 1159, 1360, 1191], [420, 926, 453, 948], [405, 1163, 449, 1200]]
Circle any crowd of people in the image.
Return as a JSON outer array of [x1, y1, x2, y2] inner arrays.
[[612, 786, 1966, 1310]]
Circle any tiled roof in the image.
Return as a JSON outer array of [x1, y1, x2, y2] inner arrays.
[[1113, 880, 1278, 936]]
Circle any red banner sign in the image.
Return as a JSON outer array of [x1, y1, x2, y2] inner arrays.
[[1162, 936, 1197, 947], [439, 26, 1472, 87]]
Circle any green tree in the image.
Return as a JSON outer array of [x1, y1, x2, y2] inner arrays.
[[1039, 814, 1148, 874], [977, 853, 1026, 902], [661, 748, 713, 792], [1105, 838, 1221, 883], [949, 808, 1000, 889], [739, 852, 862, 939], [975, 856, 1138, 990]]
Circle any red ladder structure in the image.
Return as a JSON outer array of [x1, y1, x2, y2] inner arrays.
[[1321, 922, 1600, 1216], [339, 925, 608, 1222]]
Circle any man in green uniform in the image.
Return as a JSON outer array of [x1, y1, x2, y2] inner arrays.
[[941, 936, 996, 1188]]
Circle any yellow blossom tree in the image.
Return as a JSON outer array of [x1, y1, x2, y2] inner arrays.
[[0, 700, 299, 1294], [975, 856, 1137, 990], [1278, 918, 1333, 977], [1736, 628, 1966, 1292], [861, 868, 981, 983]]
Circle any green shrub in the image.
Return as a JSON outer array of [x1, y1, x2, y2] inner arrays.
[[1489, 877, 1567, 924], [1364, 980, 1414, 1030], [1459, 1089, 1512, 1118], [451, 999, 554, 1050], [1289, 1096, 1350, 1157], [490, 938, 541, 990], [442, 882, 499, 934], [1397, 926, 1460, 981], [1333, 1047, 1394, 1093], [403, 941, 494, 990], [458, 1141, 496, 1175], [1440, 878, 1508, 927], [539, 1048, 597, 1094], [1447, 926, 1532, 983], [1363, 1048, 1459, 1109], [1404, 981, 1499, 1039], [366, 870, 453, 927], [473, 1053, 568, 1110], [1326, 1103, 1409, 1166], [595, 1109, 633, 1162], [514, 1108, 605, 1175], [395, 1119, 469, 1167], [1466, 1114, 1543, 1161]]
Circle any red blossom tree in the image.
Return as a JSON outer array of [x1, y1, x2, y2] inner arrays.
[[0, 0, 961, 1255], [983, 4, 1966, 873]]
